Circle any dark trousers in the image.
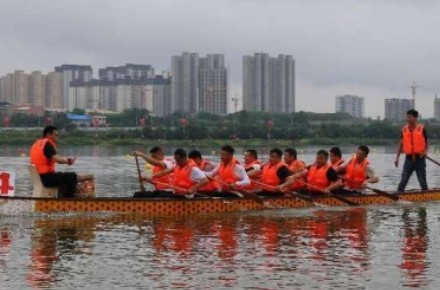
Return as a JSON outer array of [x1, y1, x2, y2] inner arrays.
[[40, 172, 78, 198], [397, 157, 428, 192]]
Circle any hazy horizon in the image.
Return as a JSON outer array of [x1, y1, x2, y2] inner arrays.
[[1, 0, 440, 118]]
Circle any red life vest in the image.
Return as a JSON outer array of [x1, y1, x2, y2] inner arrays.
[[402, 124, 426, 155], [261, 161, 285, 192], [172, 160, 197, 195], [152, 158, 173, 190], [29, 138, 57, 174], [218, 158, 240, 190], [307, 164, 330, 192], [198, 159, 218, 192], [288, 160, 306, 191], [241, 159, 262, 191], [344, 157, 369, 189]]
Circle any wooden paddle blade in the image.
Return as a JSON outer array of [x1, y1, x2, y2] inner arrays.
[[329, 193, 359, 206], [368, 187, 400, 201]]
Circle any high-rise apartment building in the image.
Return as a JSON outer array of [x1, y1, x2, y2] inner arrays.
[[198, 54, 228, 115], [30, 71, 47, 107], [46, 72, 64, 109], [384, 98, 414, 122], [335, 95, 365, 118], [243, 53, 295, 113], [55, 64, 93, 109], [434, 96, 440, 121]]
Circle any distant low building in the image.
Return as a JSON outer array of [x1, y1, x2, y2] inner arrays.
[[66, 113, 92, 127]]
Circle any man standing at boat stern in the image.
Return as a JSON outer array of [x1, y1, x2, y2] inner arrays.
[[395, 109, 429, 192], [29, 126, 77, 198]]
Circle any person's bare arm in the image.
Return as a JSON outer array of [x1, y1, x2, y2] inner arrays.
[[53, 154, 75, 165], [326, 179, 343, 193], [133, 151, 167, 168], [278, 169, 308, 190], [188, 177, 209, 193]]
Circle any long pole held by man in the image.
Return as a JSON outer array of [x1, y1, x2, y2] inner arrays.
[[394, 109, 429, 192]]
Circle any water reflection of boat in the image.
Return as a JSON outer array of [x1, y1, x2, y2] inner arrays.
[[399, 208, 429, 288], [1, 189, 440, 217]]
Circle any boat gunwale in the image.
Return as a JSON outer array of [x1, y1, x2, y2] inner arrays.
[[1, 188, 440, 203]]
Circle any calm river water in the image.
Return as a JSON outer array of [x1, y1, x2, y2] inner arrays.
[[1, 145, 440, 289]]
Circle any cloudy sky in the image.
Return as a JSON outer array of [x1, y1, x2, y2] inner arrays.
[[1, 0, 440, 117]]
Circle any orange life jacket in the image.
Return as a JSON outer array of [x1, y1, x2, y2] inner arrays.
[[402, 124, 426, 155], [261, 161, 285, 192], [344, 157, 369, 189], [198, 159, 218, 192], [218, 158, 240, 190], [172, 160, 197, 195], [241, 159, 262, 191], [29, 138, 57, 174], [288, 160, 306, 190], [152, 158, 173, 190], [307, 164, 330, 192]]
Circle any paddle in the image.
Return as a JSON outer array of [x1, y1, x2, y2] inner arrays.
[[211, 177, 265, 205], [135, 156, 146, 193], [146, 180, 212, 199], [342, 177, 400, 201], [251, 180, 315, 204], [296, 180, 359, 206], [426, 155, 440, 166]]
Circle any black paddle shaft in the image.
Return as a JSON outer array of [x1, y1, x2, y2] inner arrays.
[[135, 156, 146, 192]]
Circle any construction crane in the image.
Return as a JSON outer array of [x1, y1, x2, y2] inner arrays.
[[410, 81, 422, 109]]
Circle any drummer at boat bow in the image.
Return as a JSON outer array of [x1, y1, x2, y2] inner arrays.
[[29, 126, 77, 198], [279, 150, 342, 194], [337, 145, 379, 192], [394, 109, 429, 192], [133, 146, 174, 193], [147, 149, 209, 197], [205, 145, 250, 193]]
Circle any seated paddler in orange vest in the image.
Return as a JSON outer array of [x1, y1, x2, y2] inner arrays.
[[241, 149, 262, 192], [29, 126, 78, 198], [337, 145, 379, 193], [329, 147, 345, 170], [279, 150, 342, 195], [283, 148, 307, 191], [188, 149, 219, 193], [133, 146, 174, 193], [251, 148, 291, 196], [144, 149, 209, 198], [205, 145, 250, 197]]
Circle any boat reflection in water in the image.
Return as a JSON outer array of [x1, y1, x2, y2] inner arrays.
[[399, 208, 429, 288], [21, 206, 432, 289]]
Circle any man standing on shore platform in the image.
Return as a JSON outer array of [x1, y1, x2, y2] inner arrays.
[[395, 109, 429, 192]]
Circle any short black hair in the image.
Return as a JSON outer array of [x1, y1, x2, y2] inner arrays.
[[245, 149, 258, 159], [358, 145, 370, 156], [407, 109, 419, 118], [317, 149, 329, 158], [284, 148, 297, 159], [270, 148, 283, 158], [188, 150, 202, 159], [43, 126, 58, 137], [329, 147, 342, 158], [174, 148, 187, 159], [150, 146, 163, 154], [221, 145, 235, 155]]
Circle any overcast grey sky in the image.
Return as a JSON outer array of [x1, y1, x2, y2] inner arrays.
[[1, 0, 440, 117]]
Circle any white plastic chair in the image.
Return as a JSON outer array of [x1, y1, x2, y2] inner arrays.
[[28, 164, 58, 198]]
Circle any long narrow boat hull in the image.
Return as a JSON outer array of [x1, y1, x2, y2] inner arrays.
[[1, 189, 440, 217]]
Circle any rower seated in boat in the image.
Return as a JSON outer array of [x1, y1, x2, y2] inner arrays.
[[188, 150, 219, 193], [249, 148, 291, 196], [336, 145, 379, 194], [137, 149, 209, 198], [29, 126, 78, 198], [241, 149, 262, 192], [205, 145, 250, 198], [279, 149, 342, 195], [133, 146, 174, 194]]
